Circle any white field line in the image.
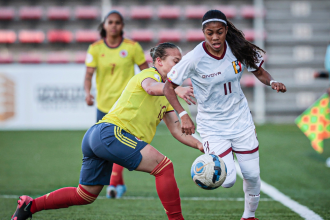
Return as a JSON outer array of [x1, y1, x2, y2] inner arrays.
[[193, 133, 323, 220], [234, 161, 323, 220], [0, 194, 272, 201]]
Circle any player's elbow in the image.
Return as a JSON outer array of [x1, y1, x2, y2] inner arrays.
[[146, 87, 157, 96]]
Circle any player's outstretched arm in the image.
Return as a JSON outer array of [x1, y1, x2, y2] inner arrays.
[[164, 81, 196, 135], [142, 78, 196, 104], [163, 111, 204, 152], [252, 67, 287, 93]]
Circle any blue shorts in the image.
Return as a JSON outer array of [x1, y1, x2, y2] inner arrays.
[[96, 108, 107, 122], [79, 123, 148, 186]]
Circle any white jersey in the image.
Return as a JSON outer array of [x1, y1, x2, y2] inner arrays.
[[168, 41, 264, 139]]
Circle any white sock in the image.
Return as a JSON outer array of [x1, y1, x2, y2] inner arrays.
[[238, 155, 260, 218]]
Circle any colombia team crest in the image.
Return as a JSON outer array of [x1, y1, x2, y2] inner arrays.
[[119, 49, 128, 58], [232, 60, 242, 74]]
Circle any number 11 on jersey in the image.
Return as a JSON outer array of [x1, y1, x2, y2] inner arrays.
[[224, 82, 232, 95]]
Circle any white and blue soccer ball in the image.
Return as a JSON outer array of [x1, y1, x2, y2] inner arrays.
[[191, 154, 227, 190]]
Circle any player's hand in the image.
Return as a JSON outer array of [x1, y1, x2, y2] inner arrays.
[[175, 86, 196, 105], [85, 94, 94, 106], [271, 82, 287, 93], [181, 114, 195, 135], [196, 142, 204, 153]]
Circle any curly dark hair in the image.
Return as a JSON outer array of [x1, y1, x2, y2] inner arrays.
[[202, 10, 265, 69]]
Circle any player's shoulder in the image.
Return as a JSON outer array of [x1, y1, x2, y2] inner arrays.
[[91, 39, 104, 47], [138, 67, 161, 82], [123, 38, 137, 46]]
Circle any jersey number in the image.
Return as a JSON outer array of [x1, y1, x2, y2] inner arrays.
[[110, 63, 116, 75], [224, 82, 232, 95]]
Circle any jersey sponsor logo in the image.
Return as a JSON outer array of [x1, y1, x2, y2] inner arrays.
[[232, 60, 242, 74], [168, 69, 178, 79], [154, 74, 161, 82], [119, 50, 128, 58], [86, 53, 93, 63], [202, 72, 221, 78]]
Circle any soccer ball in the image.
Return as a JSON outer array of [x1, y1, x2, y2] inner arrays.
[[191, 154, 227, 190]]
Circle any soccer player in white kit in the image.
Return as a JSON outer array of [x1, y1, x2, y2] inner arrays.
[[163, 10, 286, 220]]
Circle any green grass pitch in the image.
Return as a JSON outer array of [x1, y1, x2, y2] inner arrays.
[[0, 124, 329, 219]]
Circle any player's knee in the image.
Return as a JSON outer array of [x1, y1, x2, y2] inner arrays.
[[150, 156, 173, 176], [222, 175, 236, 188], [243, 169, 260, 184]]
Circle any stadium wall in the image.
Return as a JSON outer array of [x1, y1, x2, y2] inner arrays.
[[0, 64, 96, 130]]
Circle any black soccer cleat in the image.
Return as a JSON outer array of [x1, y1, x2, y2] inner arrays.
[[11, 196, 33, 220]]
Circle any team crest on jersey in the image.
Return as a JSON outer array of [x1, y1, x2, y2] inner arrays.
[[168, 69, 178, 79], [154, 74, 161, 82], [119, 50, 128, 58], [232, 60, 242, 74]]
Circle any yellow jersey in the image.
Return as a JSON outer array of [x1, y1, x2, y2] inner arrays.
[[98, 67, 174, 144], [85, 38, 146, 113]]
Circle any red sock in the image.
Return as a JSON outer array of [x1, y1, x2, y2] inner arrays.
[[109, 163, 124, 186], [30, 184, 98, 214], [151, 157, 184, 220]]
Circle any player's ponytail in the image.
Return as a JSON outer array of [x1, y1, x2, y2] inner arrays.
[[202, 10, 265, 69], [98, 10, 124, 38], [150, 42, 181, 63]]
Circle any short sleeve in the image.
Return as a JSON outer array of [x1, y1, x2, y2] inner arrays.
[[166, 104, 174, 113], [133, 42, 146, 66], [246, 51, 264, 72], [138, 69, 162, 85], [85, 45, 97, 68], [167, 51, 195, 85]]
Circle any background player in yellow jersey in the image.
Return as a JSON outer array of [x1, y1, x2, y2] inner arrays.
[[11, 43, 203, 220], [84, 10, 148, 199]]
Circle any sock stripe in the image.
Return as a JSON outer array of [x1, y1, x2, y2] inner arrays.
[[150, 157, 168, 175], [151, 157, 168, 175], [77, 186, 97, 203], [77, 189, 94, 203], [154, 160, 172, 175]]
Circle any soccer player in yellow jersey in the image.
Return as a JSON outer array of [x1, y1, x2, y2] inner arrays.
[[11, 42, 203, 220], [84, 10, 148, 198]]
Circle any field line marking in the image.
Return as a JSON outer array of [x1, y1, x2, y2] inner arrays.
[[193, 133, 323, 220], [234, 160, 323, 220], [0, 194, 272, 201]]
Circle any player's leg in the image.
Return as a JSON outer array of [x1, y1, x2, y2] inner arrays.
[[232, 128, 260, 220], [107, 163, 125, 198], [11, 125, 110, 220], [202, 137, 237, 188], [135, 144, 183, 220]]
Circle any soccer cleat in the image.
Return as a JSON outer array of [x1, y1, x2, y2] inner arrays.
[[106, 185, 117, 199], [241, 218, 259, 220], [11, 196, 33, 220], [115, 185, 126, 198]]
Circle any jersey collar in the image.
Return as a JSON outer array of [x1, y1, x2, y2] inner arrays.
[[202, 41, 227, 60], [153, 67, 164, 82], [103, 37, 123, 49]]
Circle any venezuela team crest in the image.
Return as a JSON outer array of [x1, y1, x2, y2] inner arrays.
[[232, 60, 242, 74]]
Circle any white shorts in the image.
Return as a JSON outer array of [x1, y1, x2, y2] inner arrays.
[[202, 127, 259, 158]]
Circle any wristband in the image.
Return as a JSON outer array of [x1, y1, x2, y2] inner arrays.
[[179, 111, 187, 118], [269, 80, 277, 86]]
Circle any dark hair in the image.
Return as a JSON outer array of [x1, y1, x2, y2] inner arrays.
[[98, 10, 124, 38], [202, 10, 265, 69], [150, 42, 180, 63]]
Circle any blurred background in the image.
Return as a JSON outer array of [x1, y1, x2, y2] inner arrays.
[[0, 0, 329, 129]]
